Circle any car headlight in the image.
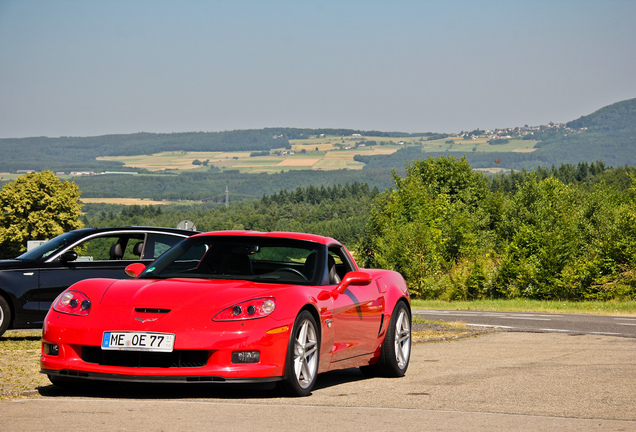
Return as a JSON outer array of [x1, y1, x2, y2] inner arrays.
[[53, 290, 91, 316], [213, 297, 276, 321]]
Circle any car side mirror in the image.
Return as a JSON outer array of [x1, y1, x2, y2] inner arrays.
[[336, 271, 372, 294], [125, 263, 147, 278], [60, 251, 78, 263]]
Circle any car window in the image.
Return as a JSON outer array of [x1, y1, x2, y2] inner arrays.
[[142, 236, 323, 284], [17, 230, 85, 261], [144, 233, 186, 260], [328, 246, 355, 281], [71, 234, 144, 261]]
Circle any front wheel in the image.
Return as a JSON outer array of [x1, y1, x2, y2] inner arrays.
[[361, 301, 411, 377], [279, 310, 320, 397], [0, 295, 11, 338]]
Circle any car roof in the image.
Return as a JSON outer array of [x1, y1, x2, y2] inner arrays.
[[70, 226, 198, 236], [191, 230, 341, 246]]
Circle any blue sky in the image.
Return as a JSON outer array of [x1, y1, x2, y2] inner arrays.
[[1, 0, 635, 138]]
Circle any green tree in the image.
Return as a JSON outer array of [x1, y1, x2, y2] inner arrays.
[[359, 156, 494, 298], [0, 171, 84, 258]]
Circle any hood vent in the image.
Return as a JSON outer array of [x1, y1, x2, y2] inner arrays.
[[134, 308, 171, 314]]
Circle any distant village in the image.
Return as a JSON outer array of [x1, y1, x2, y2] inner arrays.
[[460, 122, 580, 140]]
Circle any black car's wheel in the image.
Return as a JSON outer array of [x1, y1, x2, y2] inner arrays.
[[0, 295, 11, 338], [279, 310, 320, 397], [361, 301, 411, 377]]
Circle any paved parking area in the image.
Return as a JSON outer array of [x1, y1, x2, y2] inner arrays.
[[2, 332, 635, 431]]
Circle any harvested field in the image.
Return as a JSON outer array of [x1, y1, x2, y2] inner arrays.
[[80, 198, 171, 205]]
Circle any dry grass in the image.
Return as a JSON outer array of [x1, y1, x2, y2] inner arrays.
[[411, 318, 491, 342], [0, 330, 48, 400]]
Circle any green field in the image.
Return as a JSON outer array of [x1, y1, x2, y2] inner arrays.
[[421, 137, 538, 153], [0, 173, 24, 181], [96, 134, 538, 175]]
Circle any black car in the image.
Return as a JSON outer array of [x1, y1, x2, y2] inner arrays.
[[0, 226, 197, 337]]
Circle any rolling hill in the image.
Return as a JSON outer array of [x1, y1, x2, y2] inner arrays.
[[1, 98, 634, 201]]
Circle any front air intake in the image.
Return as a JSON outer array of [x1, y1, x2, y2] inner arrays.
[[82, 346, 208, 368], [134, 308, 171, 313]]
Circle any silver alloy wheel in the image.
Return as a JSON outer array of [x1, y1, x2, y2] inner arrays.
[[293, 318, 318, 389], [394, 308, 411, 369]]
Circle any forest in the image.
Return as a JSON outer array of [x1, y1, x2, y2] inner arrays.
[[75, 168, 396, 202], [80, 158, 636, 301]]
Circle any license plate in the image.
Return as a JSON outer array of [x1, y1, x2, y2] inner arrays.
[[102, 331, 175, 352]]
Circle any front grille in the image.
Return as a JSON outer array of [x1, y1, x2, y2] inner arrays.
[[82, 347, 208, 368]]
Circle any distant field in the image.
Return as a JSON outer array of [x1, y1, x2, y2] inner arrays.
[[421, 137, 538, 153], [97, 136, 406, 173], [80, 198, 174, 205], [0, 173, 23, 181], [92, 134, 538, 174]]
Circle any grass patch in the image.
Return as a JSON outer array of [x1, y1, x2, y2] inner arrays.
[[411, 299, 636, 316], [0, 330, 49, 400], [411, 318, 489, 342]]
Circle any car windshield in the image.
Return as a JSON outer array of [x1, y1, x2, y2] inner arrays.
[[140, 236, 324, 285], [16, 230, 88, 262]]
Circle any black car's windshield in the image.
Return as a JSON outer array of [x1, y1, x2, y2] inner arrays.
[[16, 230, 89, 262], [140, 236, 324, 285]]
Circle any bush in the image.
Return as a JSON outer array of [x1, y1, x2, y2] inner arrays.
[[360, 157, 636, 301]]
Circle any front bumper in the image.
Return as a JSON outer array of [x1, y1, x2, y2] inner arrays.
[[41, 368, 283, 384], [40, 311, 292, 382]]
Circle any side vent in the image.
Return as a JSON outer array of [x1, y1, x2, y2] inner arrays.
[[377, 314, 385, 337]]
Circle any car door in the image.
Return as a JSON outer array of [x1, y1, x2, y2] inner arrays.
[[329, 247, 385, 362], [35, 232, 148, 322], [35, 231, 188, 321], [0, 265, 41, 327]]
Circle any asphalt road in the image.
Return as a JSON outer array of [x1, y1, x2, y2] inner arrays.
[[413, 309, 636, 338], [1, 331, 635, 431]]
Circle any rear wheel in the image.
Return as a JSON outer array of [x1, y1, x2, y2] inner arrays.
[[361, 301, 411, 377], [0, 296, 10, 338], [279, 311, 320, 397]]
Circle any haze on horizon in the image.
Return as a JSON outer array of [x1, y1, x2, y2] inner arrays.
[[1, 0, 635, 139]]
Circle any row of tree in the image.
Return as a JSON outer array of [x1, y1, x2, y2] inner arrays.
[[3, 161, 636, 301], [75, 168, 395, 202], [82, 182, 377, 248]]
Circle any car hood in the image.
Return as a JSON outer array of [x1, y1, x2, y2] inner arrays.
[[99, 278, 279, 311]]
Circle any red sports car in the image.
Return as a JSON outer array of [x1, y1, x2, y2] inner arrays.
[[41, 231, 411, 396]]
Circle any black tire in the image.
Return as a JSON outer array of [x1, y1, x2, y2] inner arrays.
[[360, 301, 411, 377], [0, 295, 11, 338], [279, 310, 320, 397]]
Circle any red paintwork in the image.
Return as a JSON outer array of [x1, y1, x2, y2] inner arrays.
[[41, 231, 409, 383]]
